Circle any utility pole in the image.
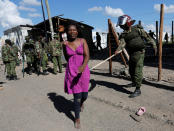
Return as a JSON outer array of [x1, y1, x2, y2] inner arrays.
[[172, 21, 174, 44], [41, 0, 47, 39], [156, 21, 159, 44], [45, 0, 54, 39], [158, 4, 164, 81]]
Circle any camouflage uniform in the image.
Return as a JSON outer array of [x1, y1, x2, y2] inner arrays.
[[12, 42, 20, 66], [22, 37, 35, 75], [49, 34, 62, 74], [40, 37, 49, 75], [1, 39, 17, 80], [34, 39, 43, 75], [116, 24, 157, 97]]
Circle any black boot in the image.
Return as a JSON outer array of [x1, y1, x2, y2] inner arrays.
[[124, 83, 136, 88], [13, 75, 18, 80], [129, 87, 141, 98], [43, 70, 49, 75], [6, 75, 10, 80], [9, 75, 14, 80]]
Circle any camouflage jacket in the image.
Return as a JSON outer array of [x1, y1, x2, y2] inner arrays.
[[12, 43, 19, 61], [49, 39, 62, 56], [1, 44, 16, 62], [22, 40, 35, 56], [35, 41, 42, 58], [116, 25, 157, 53]]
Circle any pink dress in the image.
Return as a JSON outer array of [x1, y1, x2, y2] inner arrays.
[[64, 40, 90, 94]]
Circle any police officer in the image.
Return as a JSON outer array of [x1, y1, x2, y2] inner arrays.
[[22, 36, 35, 75], [40, 36, 49, 75], [1, 39, 17, 80], [49, 34, 62, 74], [115, 15, 157, 98], [11, 40, 20, 66]]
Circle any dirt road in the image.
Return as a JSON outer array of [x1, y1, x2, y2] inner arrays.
[[0, 60, 174, 131]]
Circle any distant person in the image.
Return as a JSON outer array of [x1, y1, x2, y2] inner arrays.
[[1, 39, 18, 80], [49, 34, 62, 74], [96, 32, 102, 50], [63, 24, 90, 129], [115, 15, 157, 98], [164, 32, 169, 44], [22, 36, 35, 75], [148, 30, 156, 40]]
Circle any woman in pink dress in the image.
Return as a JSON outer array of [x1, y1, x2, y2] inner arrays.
[[63, 24, 90, 129]]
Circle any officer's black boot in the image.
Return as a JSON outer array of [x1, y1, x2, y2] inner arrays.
[[14, 75, 17, 80], [9, 75, 14, 80], [43, 70, 48, 75], [129, 87, 141, 98], [6, 75, 10, 80], [28, 70, 32, 75]]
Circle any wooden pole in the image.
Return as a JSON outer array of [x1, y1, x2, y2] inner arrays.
[[156, 21, 159, 44], [108, 19, 112, 74], [45, 0, 54, 39], [41, 0, 47, 39], [158, 4, 164, 81], [172, 21, 173, 44], [108, 19, 127, 67]]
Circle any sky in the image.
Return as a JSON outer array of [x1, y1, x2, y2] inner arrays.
[[0, 0, 174, 37]]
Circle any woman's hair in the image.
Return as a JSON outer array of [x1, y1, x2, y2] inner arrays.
[[65, 23, 83, 38]]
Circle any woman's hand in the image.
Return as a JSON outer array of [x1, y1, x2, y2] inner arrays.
[[78, 66, 85, 73]]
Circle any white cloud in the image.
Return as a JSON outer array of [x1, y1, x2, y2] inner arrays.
[[104, 6, 124, 17], [20, 0, 40, 6], [0, 0, 32, 28], [18, 5, 36, 12], [154, 4, 174, 13], [28, 13, 41, 17], [88, 6, 103, 12], [144, 24, 156, 32]]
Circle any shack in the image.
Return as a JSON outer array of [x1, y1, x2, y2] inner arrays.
[[29, 16, 94, 52]]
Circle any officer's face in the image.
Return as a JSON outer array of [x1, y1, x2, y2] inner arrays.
[[120, 24, 129, 31], [68, 25, 78, 39]]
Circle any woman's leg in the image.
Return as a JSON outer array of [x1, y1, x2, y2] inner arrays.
[[73, 93, 82, 128], [80, 92, 88, 111]]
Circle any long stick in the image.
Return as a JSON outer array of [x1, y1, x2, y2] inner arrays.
[[90, 50, 122, 70], [90, 54, 116, 70]]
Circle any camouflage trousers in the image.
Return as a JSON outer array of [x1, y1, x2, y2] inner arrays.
[[52, 56, 62, 73], [129, 51, 145, 88], [41, 53, 48, 71], [6, 61, 16, 76]]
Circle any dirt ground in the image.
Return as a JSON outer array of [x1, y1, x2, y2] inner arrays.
[[0, 58, 174, 131]]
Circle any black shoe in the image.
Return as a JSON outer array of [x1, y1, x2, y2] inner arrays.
[[43, 70, 49, 75], [53, 72, 57, 75], [9, 75, 14, 80], [6, 75, 10, 80], [129, 89, 141, 98], [13, 75, 18, 80], [28, 70, 32, 75], [124, 83, 136, 88]]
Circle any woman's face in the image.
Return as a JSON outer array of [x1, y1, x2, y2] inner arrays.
[[68, 25, 78, 39]]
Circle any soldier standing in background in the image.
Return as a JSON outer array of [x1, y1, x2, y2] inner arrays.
[[22, 36, 35, 75], [1, 39, 18, 80], [49, 34, 62, 74], [40, 36, 49, 75], [115, 15, 157, 98], [11, 40, 20, 66]]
